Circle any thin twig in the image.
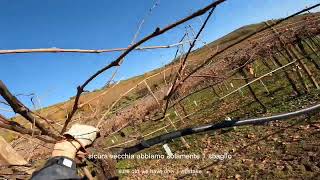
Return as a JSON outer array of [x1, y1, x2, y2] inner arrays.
[[163, 6, 216, 114], [0, 115, 55, 143]]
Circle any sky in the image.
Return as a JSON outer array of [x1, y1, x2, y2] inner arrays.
[[0, 0, 319, 117]]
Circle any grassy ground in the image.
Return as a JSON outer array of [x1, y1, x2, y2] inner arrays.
[[115, 92, 320, 179], [111, 49, 320, 179]]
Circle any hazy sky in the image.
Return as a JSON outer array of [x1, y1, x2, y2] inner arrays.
[[0, 0, 319, 117]]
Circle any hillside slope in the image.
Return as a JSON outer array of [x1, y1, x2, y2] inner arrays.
[[2, 12, 319, 140], [5, 14, 307, 117], [1, 11, 320, 179]]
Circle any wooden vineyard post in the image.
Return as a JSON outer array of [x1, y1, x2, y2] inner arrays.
[[143, 80, 190, 149], [296, 39, 320, 70], [163, 69, 168, 86], [259, 79, 270, 94], [313, 36, 320, 47], [266, 20, 319, 90], [144, 80, 160, 105], [277, 49, 310, 93], [217, 84, 224, 94], [261, 58, 274, 70], [265, 21, 307, 90], [210, 85, 221, 98], [254, 58, 270, 93], [271, 55, 301, 95], [223, 81, 229, 91], [266, 22, 309, 91], [308, 37, 320, 50], [297, 65, 310, 92], [269, 56, 281, 68], [0, 136, 28, 166], [288, 45, 320, 89], [304, 39, 320, 60], [239, 68, 267, 111], [266, 22, 302, 90], [167, 116, 190, 149], [173, 107, 185, 123], [232, 74, 245, 97], [177, 101, 191, 121]]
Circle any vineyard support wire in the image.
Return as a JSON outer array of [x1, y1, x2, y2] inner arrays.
[[105, 51, 318, 148], [118, 103, 320, 155], [167, 44, 320, 112], [219, 59, 297, 100], [0, 17, 318, 56], [0, 40, 197, 55]]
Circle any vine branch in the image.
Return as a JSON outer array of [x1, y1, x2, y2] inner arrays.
[[61, 0, 226, 133], [0, 80, 61, 140]]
